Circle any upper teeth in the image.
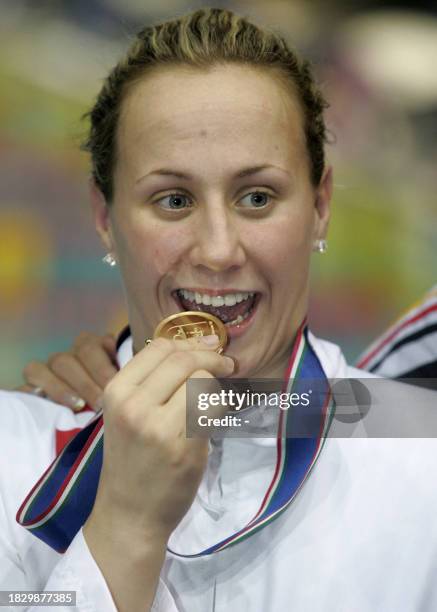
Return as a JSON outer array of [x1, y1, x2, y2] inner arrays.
[[178, 289, 255, 307]]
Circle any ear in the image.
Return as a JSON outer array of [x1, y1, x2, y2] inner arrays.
[[313, 165, 333, 240], [89, 179, 114, 252]]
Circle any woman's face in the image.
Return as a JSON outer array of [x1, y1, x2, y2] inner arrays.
[[93, 64, 332, 378]]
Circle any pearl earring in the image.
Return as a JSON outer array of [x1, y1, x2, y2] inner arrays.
[[102, 253, 117, 267], [313, 239, 328, 254]]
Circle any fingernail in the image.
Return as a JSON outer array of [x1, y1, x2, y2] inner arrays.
[[200, 334, 219, 346], [66, 395, 86, 411], [223, 357, 235, 371], [94, 397, 104, 412]]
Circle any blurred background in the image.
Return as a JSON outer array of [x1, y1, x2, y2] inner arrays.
[[1, 0, 436, 387]]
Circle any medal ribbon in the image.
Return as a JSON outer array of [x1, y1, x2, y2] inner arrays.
[[17, 323, 334, 554], [168, 323, 335, 556]]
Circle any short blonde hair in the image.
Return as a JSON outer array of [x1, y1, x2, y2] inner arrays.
[[83, 7, 328, 202]]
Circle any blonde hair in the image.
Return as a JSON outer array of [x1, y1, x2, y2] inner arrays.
[[83, 7, 328, 202]]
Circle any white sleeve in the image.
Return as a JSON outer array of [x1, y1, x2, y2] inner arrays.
[[0, 392, 179, 611], [1, 501, 178, 612], [42, 529, 118, 611], [44, 530, 179, 612], [0, 477, 114, 612]]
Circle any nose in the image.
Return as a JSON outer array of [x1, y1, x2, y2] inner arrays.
[[189, 203, 246, 273]]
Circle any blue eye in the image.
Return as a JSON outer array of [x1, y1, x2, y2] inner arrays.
[[239, 191, 272, 209], [154, 190, 272, 211], [156, 193, 193, 210]]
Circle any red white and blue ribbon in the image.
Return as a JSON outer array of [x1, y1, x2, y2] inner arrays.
[[168, 323, 335, 556], [17, 323, 334, 554], [17, 415, 104, 552]]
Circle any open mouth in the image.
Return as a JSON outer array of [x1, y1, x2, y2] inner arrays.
[[173, 289, 261, 327]]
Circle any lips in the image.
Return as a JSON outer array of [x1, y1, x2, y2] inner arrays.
[[173, 289, 260, 325]]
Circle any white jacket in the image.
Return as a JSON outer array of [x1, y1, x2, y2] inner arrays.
[[1, 333, 437, 611]]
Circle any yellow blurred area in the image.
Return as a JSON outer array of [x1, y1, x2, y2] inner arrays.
[[0, 211, 55, 318]]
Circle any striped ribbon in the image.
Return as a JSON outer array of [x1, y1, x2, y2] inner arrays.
[[356, 288, 437, 372], [17, 324, 334, 555], [168, 324, 335, 557], [16, 415, 104, 552]]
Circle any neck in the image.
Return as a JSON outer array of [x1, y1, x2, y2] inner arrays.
[[249, 336, 297, 380]]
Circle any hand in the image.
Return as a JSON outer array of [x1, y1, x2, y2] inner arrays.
[[87, 334, 234, 537], [83, 334, 234, 611], [17, 332, 118, 411]]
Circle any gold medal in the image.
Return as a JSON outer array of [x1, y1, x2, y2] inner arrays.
[[151, 311, 228, 353]]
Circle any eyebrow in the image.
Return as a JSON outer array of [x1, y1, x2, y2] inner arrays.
[[136, 164, 290, 183]]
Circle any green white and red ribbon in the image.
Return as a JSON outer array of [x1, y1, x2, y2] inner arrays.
[[17, 323, 334, 554]]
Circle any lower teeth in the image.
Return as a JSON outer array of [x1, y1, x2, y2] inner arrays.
[[225, 309, 251, 327]]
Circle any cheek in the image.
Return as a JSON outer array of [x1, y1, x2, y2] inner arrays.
[[248, 212, 313, 271], [118, 221, 189, 277], [151, 226, 191, 275]]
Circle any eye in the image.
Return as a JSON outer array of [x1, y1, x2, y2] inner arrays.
[[238, 190, 273, 209], [155, 193, 193, 211]]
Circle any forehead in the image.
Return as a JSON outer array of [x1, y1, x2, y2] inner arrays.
[[116, 64, 307, 173]]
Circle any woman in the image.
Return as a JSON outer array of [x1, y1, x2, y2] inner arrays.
[[1, 8, 436, 612], [19, 284, 437, 409]]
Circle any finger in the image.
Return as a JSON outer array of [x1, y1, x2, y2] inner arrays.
[[22, 360, 87, 412], [48, 353, 104, 410], [114, 335, 222, 389], [16, 384, 46, 396], [168, 370, 227, 439], [101, 333, 118, 361], [72, 331, 103, 352], [73, 336, 119, 389], [134, 349, 234, 406]]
